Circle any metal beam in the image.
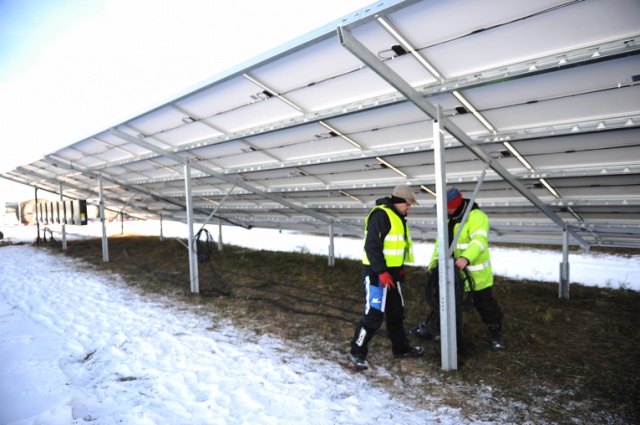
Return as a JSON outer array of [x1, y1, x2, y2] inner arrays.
[[338, 26, 590, 250], [433, 105, 457, 370], [42, 156, 248, 229], [98, 176, 109, 262], [560, 227, 570, 299], [110, 127, 361, 237], [58, 181, 67, 250], [184, 161, 199, 293]]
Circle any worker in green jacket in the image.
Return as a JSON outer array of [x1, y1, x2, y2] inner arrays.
[[428, 187, 505, 350]]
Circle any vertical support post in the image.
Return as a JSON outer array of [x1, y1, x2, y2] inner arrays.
[[559, 224, 570, 299], [59, 181, 67, 251], [433, 104, 457, 370], [218, 221, 223, 251], [35, 188, 41, 244], [159, 215, 164, 241], [99, 176, 109, 262], [328, 221, 335, 267], [184, 161, 199, 293]]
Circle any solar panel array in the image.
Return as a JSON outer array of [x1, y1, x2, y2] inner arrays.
[[3, 0, 639, 248]]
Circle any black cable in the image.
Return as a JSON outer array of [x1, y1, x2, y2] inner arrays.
[[410, 265, 471, 355], [41, 227, 58, 245], [195, 228, 214, 263], [201, 261, 363, 319]]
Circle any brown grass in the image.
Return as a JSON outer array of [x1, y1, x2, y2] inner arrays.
[[38, 235, 640, 424]]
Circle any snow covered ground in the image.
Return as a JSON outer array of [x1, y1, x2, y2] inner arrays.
[[2, 245, 476, 425], [1, 220, 638, 424]]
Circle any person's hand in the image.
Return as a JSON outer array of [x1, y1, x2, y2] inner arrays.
[[399, 269, 406, 281], [455, 257, 469, 270], [379, 271, 395, 288]]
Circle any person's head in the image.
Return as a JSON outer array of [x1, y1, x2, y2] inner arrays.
[[446, 187, 463, 215], [391, 184, 419, 215]]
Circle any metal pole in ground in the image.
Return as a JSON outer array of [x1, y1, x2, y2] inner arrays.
[[433, 104, 457, 370], [559, 225, 570, 299]]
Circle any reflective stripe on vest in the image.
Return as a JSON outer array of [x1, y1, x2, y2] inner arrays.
[[430, 208, 494, 291], [363, 205, 414, 266], [456, 239, 485, 253], [466, 260, 491, 272], [470, 229, 488, 238]]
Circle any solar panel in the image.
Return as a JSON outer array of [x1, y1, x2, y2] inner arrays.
[[2, 0, 639, 248]]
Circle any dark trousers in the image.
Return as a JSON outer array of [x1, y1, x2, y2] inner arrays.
[[471, 286, 504, 326], [350, 280, 411, 358]]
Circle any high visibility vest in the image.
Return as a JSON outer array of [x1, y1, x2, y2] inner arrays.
[[429, 208, 493, 291], [363, 205, 414, 266]]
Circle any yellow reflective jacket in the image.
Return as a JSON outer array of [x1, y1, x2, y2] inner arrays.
[[363, 204, 415, 267], [429, 207, 493, 291]]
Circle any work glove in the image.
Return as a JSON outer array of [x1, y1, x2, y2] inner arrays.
[[399, 269, 406, 281], [379, 271, 395, 288]]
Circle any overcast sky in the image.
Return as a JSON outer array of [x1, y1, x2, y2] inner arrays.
[[0, 0, 376, 199]]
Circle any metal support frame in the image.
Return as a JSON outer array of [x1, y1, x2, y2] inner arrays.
[[433, 105, 457, 370], [560, 226, 570, 299], [197, 185, 236, 236], [98, 176, 109, 262], [328, 221, 335, 267], [110, 127, 361, 238], [337, 26, 589, 251], [337, 25, 598, 370], [35, 188, 41, 244], [42, 155, 248, 229], [184, 161, 199, 294], [59, 181, 67, 251]]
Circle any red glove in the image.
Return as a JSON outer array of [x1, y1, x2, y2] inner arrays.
[[399, 269, 406, 281], [379, 271, 395, 288]]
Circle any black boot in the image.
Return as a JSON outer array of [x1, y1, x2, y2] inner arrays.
[[350, 354, 368, 370], [488, 324, 505, 350], [350, 325, 373, 369], [393, 346, 425, 358]]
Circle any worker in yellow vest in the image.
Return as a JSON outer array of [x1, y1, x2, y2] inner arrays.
[[349, 185, 424, 370], [428, 187, 505, 350]]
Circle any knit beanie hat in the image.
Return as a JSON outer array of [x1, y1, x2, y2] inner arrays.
[[446, 187, 463, 210]]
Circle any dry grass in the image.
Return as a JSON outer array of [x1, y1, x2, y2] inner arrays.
[[37, 235, 640, 424]]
